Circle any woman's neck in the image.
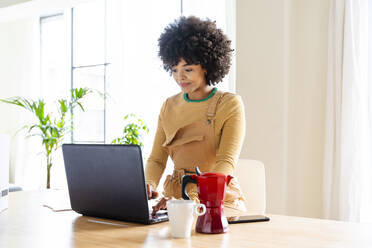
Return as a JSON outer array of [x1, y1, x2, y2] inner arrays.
[[187, 86, 214, 100]]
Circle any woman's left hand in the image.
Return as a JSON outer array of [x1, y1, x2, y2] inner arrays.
[[151, 197, 169, 216]]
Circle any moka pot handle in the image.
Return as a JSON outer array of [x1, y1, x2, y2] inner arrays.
[[181, 175, 197, 200]]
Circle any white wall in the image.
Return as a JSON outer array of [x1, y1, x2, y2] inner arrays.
[[0, 17, 42, 186], [236, 0, 329, 218]]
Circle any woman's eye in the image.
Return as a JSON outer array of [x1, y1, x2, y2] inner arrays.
[[172, 69, 177, 73], [185, 69, 193, 72]]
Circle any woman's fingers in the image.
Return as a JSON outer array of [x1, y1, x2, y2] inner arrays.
[[152, 197, 167, 216], [146, 184, 152, 199], [152, 191, 159, 199], [147, 184, 159, 200]]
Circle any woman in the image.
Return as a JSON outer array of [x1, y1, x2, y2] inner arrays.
[[146, 16, 246, 216]]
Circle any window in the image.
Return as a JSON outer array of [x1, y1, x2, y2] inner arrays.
[[40, 13, 70, 189], [39, 0, 235, 189], [71, 0, 107, 143], [40, 14, 70, 110]]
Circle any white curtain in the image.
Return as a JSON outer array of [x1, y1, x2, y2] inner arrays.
[[324, 0, 372, 222], [0, 15, 44, 189]]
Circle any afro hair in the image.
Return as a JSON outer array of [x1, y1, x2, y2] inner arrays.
[[158, 16, 233, 86]]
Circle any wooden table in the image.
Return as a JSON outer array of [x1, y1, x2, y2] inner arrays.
[[1, 191, 372, 248]]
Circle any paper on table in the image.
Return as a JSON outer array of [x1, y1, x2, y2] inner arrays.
[[42, 189, 72, 212]]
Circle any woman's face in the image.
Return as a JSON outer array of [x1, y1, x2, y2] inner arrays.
[[171, 58, 207, 94]]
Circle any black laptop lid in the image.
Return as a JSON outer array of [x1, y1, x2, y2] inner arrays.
[[62, 144, 149, 223]]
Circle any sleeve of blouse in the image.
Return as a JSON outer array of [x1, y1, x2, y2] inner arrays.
[[212, 94, 246, 175], [144, 101, 169, 190]]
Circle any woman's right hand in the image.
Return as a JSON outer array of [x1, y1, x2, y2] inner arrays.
[[146, 184, 159, 200], [151, 197, 168, 216]]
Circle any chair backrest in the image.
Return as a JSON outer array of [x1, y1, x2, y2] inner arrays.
[[234, 158, 266, 214]]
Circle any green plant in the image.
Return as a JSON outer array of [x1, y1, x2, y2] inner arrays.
[[111, 114, 149, 148], [0, 88, 91, 189]]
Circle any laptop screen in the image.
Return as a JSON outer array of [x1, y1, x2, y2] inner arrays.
[[62, 144, 150, 223]]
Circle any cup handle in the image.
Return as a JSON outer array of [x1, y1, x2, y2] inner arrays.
[[194, 203, 206, 216]]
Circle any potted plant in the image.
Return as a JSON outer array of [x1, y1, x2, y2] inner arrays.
[[111, 113, 149, 148], [0, 88, 91, 189]]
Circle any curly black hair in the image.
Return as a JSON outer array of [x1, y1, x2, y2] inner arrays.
[[158, 16, 233, 86]]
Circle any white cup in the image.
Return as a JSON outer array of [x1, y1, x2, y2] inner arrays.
[[166, 199, 206, 238]]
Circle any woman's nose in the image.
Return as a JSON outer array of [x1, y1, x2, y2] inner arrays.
[[177, 70, 186, 80]]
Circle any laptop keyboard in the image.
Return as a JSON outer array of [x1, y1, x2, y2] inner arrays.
[[149, 210, 168, 223], [148, 200, 168, 223]]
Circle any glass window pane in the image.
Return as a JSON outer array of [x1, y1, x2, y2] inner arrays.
[[73, 66, 105, 108], [73, 109, 105, 142], [73, 66, 105, 142], [73, 0, 105, 66], [40, 14, 70, 106]]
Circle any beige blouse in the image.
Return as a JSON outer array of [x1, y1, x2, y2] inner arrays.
[[145, 90, 246, 199]]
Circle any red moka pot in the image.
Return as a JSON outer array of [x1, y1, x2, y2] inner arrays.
[[181, 167, 233, 234]]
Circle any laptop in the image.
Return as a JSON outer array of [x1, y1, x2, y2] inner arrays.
[[62, 144, 168, 224]]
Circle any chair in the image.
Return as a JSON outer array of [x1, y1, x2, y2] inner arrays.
[[235, 159, 266, 214]]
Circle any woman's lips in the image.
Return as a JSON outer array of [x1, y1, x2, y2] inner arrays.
[[180, 83, 190, 88]]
